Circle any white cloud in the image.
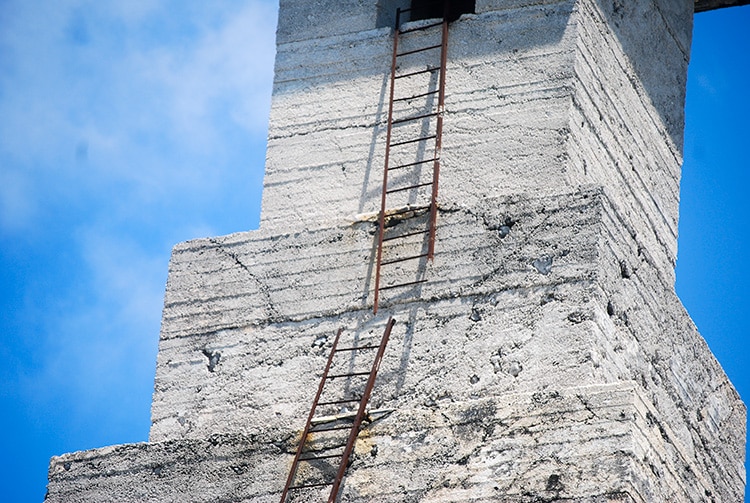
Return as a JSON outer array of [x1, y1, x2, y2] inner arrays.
[[2, 0, 278, 438], [0, 0, 277, 234], [0, 168, 36, 231], [79, 230, 166, 327], [107, 0, 161, 24], [134, 1, 277, 148]]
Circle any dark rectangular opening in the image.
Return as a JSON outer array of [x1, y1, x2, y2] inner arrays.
[[410, 0, 475, 22]]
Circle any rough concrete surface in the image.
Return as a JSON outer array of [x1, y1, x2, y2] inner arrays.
[[46, 0, 746, 501], [47, 188, 746, 502], [261, 0, 687, 288], [46, 382, 730, 502]]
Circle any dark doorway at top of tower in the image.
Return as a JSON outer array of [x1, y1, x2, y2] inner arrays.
[[410, 0, 475, 22]]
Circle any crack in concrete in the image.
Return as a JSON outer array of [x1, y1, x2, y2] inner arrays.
[[207, 238, 281, 324]]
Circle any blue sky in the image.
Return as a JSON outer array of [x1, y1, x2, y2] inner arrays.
[[0, 2, 747, 502]]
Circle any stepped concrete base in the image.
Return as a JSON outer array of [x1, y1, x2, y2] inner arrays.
[[45, 383, 740, 502], [46, 188, 745, 502], [45, 0, 748, 500]]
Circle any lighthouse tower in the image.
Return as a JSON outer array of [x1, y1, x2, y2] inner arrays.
[[46, 1, 746, 502]]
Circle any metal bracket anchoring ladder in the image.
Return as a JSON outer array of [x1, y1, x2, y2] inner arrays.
[[373, 6, 449, 314], [279, 317, 396, 503]]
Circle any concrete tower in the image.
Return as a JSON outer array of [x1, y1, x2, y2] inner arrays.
[[46, 1, 746, 502]]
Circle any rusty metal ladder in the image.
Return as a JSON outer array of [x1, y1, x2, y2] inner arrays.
[[279, 317, 396, 503], [373, 6, 449, 313]]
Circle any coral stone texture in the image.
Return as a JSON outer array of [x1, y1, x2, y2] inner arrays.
[[46, 0, 746, 502]]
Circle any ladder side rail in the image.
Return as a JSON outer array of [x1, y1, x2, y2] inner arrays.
[[279, 328, 344, 503], [374, 9, 403, 314], [328, 317, 396, 503], [428, 15, 449, 260]]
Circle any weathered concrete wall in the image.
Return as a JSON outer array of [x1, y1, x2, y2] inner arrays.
[[46, 434, 281, 503], [144, 188, 745, 501], [46, 189, 745, 502], [567, 0, 691, 283], [45, 0, 747, 501], [261, 0, 690, 285], [48, 383, 727, 502], [262, 0, 578, 233]]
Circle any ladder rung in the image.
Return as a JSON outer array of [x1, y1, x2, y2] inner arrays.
[[379, 278, 429, 291], [394, 67, 439, 79], [298, 453, 342, 462], [397, 44, 441, 57], [399, 20, 444, 34], [393, 89, 440, 102], [382, 229, 430, 242], [318, 398, 361, 406], [303, 442, 349, 452], [289, 481, 333, 490], [281, 319, 396, 501], [381, 252, 429, 266], [386, 181, 433, 194], [335, 345, 380, 352], [390, 134, 437, 147], [388, 157, 439, 171], [327, 371, 370, 379], [383, 205, 429, 217], [392, 111, 439, 125], [311, 424, 355, 433]]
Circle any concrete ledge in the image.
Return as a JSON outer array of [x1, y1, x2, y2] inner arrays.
[[47, 383, 740, 502], [160, 188, 606, 339], [46, 434, 283, 503]]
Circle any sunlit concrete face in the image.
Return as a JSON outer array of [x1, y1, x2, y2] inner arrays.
[[262, 0, 690, 286], [49, 188, 747, 502], [45, 1, 746, 502]]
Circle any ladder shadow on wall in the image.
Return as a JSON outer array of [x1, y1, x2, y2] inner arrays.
[[358, 71, 390, 219], [358, 218, 434, 314]]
